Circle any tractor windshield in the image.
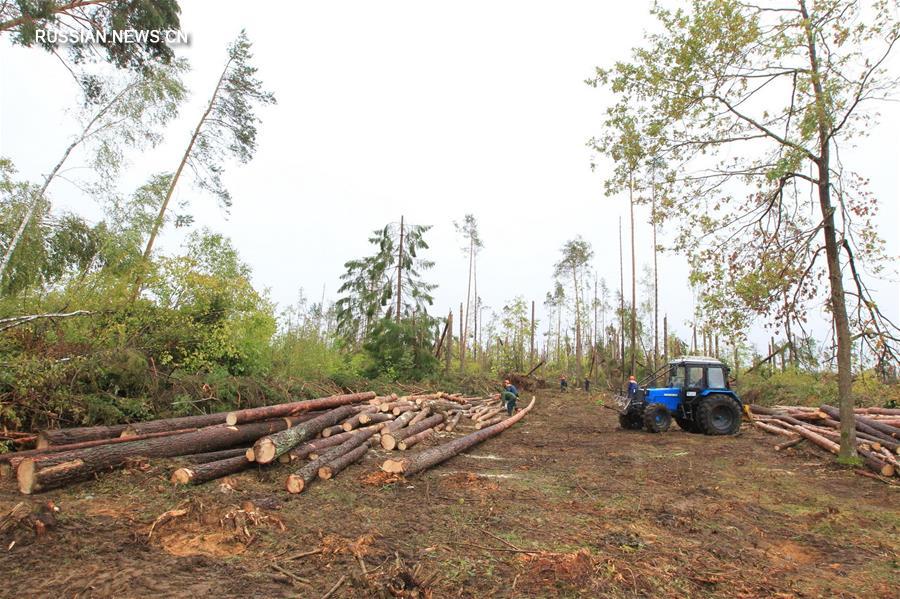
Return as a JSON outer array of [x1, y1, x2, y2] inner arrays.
[[707, 366, 726, 389], [668, 366, 685, 388]]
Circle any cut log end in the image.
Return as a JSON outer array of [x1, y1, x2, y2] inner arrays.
[[254, 439, 276, 464], [245, 448, 256, 462], [285, 474, 304, 494], [380, 435, 398, 451], [225, 413, 238, 426], [17, 459, 36, 495], [35, 434, 50, 450], [171, 468, 194, 485], [381, 459, 405, 474], [341, 422, 354, 432], [318, 466, 333, 480]]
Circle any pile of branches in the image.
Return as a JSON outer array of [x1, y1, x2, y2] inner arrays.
[[0, 390, 534, 496], [749, 404, 900, 479]]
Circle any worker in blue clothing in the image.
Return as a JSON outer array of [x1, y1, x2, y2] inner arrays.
[[627, 375, 638, 398], [502, 379, 519, 416]]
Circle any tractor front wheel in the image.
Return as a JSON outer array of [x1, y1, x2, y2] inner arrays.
[[643, 403, 672, 433], [697, 394, 742, 435], [618, 412, 643, 430]]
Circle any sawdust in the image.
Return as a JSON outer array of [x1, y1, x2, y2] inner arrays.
[[160, 530, 247, 557]]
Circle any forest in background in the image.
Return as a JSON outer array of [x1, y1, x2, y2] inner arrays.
[[1, 1, 898, 454]]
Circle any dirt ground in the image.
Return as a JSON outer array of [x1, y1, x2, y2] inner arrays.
[[1, 391, 898, 598]]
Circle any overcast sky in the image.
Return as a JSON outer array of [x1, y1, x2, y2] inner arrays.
[[1, 1, 898, 357]]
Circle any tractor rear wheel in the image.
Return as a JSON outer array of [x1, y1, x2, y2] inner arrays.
[[642, 403, 672, 433], [696, 394, 742, 435], [618, 412, 643, 430]]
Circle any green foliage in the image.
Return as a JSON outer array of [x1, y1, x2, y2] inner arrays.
[[335, 220, 436, 344], [362, 318, 438, 381], [188, 31, 277, 209], [736, 368, 900, 408], [4, 0, 182, 72]]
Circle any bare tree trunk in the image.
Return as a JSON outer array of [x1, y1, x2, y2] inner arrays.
[[663, 314, 668, 363], [799, 0, 857, 460], [132, 59, 232, 302], [530, 300, 535, 367], [445, 310, 453, 371], [629, 174, 637, 376], [0, 82, 135, 280], [618, 217, 626, 382], [396, 215, 404, 322], [573, 267, 583, 380], [461, 237, 472, 371]]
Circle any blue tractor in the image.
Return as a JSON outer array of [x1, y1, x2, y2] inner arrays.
[[619, 356, 743, 435]]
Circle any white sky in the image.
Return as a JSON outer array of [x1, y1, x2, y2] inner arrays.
[[1, 1, 898, 357]]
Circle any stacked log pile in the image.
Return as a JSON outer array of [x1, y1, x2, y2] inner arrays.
[[749, 404, 900, 478], [1, 390, 533, 496]]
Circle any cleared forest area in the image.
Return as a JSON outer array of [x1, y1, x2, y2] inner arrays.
[[1, 391, 896, 598]]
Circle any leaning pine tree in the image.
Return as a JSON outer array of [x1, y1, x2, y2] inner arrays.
[[589, 0, 900, 460]]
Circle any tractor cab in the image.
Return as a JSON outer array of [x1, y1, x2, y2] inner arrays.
[[620, 357, 742, 435]]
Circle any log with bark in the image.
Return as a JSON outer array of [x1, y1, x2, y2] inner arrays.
[[225, 391, 375, 426], [278, 423, 387, 464], [407, 407, 432, 427], [343, 409, 386, 431], [475, 415, 505, 430], [171, 455, 253, 485], [317, 444, 370, 480], [357, 412, 394, 427], [821, 405, 900, 439], [381, 410, 419, 434], [177, 447, 250, 465], [252, 405, 363, 464], [1, 428, 200, 478], [443, 411, 463, 433], [380, 414, 445, 451], [382, 397, 535, 476], [36, 424, 130, 448], [18, 417, 303, 494], [398, 427, 436, 451], [285, 427, 378, 494]]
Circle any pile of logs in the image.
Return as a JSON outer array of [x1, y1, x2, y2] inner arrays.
[[749, 404, 900, 478], [0, 390, 534, 496]]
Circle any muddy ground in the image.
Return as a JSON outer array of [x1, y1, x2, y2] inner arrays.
[[1, 391, 897, 598]]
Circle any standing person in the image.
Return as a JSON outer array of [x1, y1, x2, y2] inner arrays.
[[583, 377, 590, 393], [627, 375, 638, 398], [502, 379, 519, 416], [560, 375, 568, 393]]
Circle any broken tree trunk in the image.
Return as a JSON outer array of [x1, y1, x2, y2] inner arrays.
[[225, 391, 375, 426], [37, 424, 129, 448], [285, 427, 378, 494], [171, 455, 252, 485], [380, 414, 445, 451], [18, 418, 303, 494], [382, 398, 535, 476], [252, 405, 362, 464], [318, 444, 370, 480]]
